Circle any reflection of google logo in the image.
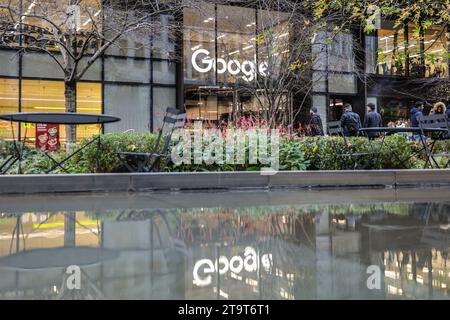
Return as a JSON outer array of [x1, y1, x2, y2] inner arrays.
[[191, 49, 268, 82], [193, 246, 273, 287]]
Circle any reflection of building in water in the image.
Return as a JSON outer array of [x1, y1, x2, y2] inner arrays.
[[357, 203, 450, 299], [0, 202, 448, 299], [173, 205, 392, 300]]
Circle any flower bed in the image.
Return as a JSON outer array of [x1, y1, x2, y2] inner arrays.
[[2, 130, 448, 174]]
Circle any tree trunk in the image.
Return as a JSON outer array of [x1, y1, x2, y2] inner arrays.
[[65, 80, 77, 151]]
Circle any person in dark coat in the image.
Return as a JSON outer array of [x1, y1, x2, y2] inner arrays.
[[410, 101, 425, 141], [363, 103, 382, 138], [340, 104, 362, 137], [308, 107, 324, 136], [410, 101, 424, 127]]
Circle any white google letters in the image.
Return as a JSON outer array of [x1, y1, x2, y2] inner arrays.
[[191, 49, 268, 82], [192, 246, 273, 287]]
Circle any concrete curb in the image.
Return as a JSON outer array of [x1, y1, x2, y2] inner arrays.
[[0, 170, 449, 195]]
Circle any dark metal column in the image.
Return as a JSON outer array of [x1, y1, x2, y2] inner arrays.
[[174, 6, 184, 111]]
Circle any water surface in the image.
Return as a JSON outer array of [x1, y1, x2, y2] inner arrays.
[[0, 188, 449, 300]]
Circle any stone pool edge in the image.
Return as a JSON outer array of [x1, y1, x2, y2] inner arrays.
[[0, 169, 449, 195]]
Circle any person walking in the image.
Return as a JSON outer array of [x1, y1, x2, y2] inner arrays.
[[410, 101, 425, 141], [340, 104, 362, 137], [363, 103, 382, 139], [410, 101, 424, 127], [308, 107, 324, 136]]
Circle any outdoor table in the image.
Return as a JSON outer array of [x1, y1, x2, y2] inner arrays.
[[359, 127, 448, 169], [0, 112, 120, 174]]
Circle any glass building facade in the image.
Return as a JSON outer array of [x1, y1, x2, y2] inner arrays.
[[0, 2, 449, 144], [183, 4, 291, 122], [0, 2, 177, 144]]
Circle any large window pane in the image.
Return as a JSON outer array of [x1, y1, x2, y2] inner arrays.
[[0, 50, 19, 77], [183, 4, 216, 84], [78, 58, 102, 81], [105, 57, 150, 83], [0, 78, 19, 140], [423, 25, 448, 78], [257, 9, 291, 84], [23, 52, 64, 79], [104, 5, 150, 58], [377, 22, 406, 76], [408, 23, 423, 77], [76, 83, 102, 139], [153, 15, 176, 60], [217, 5, 256, 84], [21, 80, 101, 145], [104, 84, 150, 133], [153, 60, 176, 85], [105, 32, 151, 58], [153, 87, 176, 131]]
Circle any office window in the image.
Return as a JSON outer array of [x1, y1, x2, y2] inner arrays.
[[0, 50, 19, 77], [153, 60, 176, 85], [105, 57, 151, 83], [153, 15, 176, 60], [21, 80, 101, 144], [78, 58, 102, 81], [183, 5, 216, 84], [104, 84, 150, 133], [153, 87, 176, 131], [0, 78, 19, 140], [377, 22, 406, 76], [106, 32, 151, 58], [23, 52, 64, 79], [217, 5, 256, 84], [423, 26, 448, 77]]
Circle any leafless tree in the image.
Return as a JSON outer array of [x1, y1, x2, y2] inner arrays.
[[0, 0, 193, 146]]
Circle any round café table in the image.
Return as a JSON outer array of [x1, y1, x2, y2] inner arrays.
[[359, 127, 448, 169], [0, 113, 121, 174]]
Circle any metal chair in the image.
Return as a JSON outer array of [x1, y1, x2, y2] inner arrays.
[[327, 121, 370, 170], [417, 114, 450, 168], [118, 108, 186, 172]]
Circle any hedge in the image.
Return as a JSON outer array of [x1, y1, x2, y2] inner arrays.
[[0, 132, 449, 174]]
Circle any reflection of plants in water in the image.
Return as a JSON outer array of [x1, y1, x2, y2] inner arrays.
[[166, 206, 319, 244], [384, 248, 449, 299]]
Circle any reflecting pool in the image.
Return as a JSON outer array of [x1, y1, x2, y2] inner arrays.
[[0, 188, 449, 300]]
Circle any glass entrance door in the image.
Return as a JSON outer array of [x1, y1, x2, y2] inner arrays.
[[185, 86, 235, 122]]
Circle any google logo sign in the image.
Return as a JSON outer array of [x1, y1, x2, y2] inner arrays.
[[191, 49, 268, 82], [192, 246, 273, 287]]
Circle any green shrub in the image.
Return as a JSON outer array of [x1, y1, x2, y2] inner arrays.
[[166, 132, 270, 172], [0, 132, 448, 174], [376, 134, 424, 169], [302, 134, 424, 170], [279, 137, 310, 170], [69, 132, 159, 173], [0, 138, 15, 158]]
